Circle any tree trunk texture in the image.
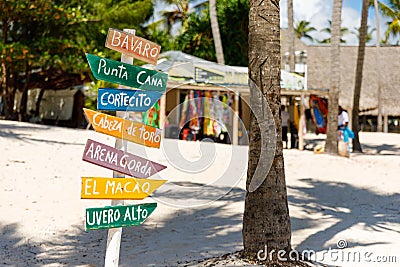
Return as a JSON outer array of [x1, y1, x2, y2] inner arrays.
[[351, 0, 369, 152], [325, 0, 342, 154], [209, 0, 225, 64], [243, 0, 291, 260], [287, 0, 295, 72], [19, 61, 31, 121], [374, 0, 383, 132]]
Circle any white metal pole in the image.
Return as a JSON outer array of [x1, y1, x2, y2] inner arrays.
[[104, 29, 135, 267], [232, 92, 239, 145]]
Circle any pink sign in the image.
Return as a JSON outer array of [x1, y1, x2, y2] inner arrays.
[[82, 139, 166, 178]]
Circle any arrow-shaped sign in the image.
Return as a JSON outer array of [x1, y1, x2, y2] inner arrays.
[[86, 53, 167, 92], [82, 139, 167, 177], [85, 203, 157, 230], [83, 108, 162, 148], [81, 177, 166, 200], [105, 28, 161, 65], [97, 88, 163, 112]]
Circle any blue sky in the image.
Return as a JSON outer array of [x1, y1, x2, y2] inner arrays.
[[280, 0, 393, 45], [153, 0, 394, 45]]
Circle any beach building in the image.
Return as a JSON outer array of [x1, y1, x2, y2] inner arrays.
[[147, 50, 313, 146], [281, 29, 400, 133]]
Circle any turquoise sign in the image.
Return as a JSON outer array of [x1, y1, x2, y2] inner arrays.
[[85, 203, 157, 230], [86, 54, 167, 92], [97, 88, 163, 112]]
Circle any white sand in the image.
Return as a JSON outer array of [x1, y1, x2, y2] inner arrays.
[[0, 120, 399, 267]]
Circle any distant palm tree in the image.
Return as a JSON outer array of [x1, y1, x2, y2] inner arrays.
[[374, 0, 400, 43], [160, 0, 191, 34], [373, 0, 383, 132], [209, 0, 224, 64], [294, 20, 317, 42], [288, 0, 295, 71], [352, 0, 370, 153], [352, 25, 376, 43], [325, 0, 343, 154], [319, 20, 349, 43]]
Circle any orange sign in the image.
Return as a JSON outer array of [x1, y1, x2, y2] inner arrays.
[[105, 28, 161, 65], [83, 108, 162, 148]]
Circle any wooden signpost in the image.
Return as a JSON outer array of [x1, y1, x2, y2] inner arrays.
[[105, 28, 161, 65], [86, 53, 167, 92], [97, 88, 163, 112], [83, 108, 162, 148], [81, 177, 166, 200], [82, 139, 167, 178], [86, 203, 157, 230], [81, 28, 168, 267]]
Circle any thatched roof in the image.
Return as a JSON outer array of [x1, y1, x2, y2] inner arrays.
[[281, 29, 400, 116]]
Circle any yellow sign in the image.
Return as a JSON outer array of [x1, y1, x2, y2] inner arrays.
[[81, 177, 166, 199], [83, 108, 162, 148]]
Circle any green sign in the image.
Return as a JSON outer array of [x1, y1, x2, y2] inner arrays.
[[85, 203, 157, 230], [86, 54, 167, 92]]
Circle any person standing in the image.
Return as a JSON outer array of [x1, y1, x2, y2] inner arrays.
[[338, 105, 354, 155], [281, 105, 290, 148]]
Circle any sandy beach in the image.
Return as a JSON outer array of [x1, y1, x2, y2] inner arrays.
[[0, 120, 399, 267]]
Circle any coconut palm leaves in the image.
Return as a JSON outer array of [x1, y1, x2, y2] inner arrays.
[[352, 25, 376, 44], [373, 0, 400, 43], [160, 0, 191, 33], [294, 20, 317, 42], [319, 20, 350, 43]]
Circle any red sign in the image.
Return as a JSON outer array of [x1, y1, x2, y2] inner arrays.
[[105, 28, 161, 65]]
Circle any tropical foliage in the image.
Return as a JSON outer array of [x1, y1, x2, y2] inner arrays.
[[294, 20, 317, 42], [372, 0, 400, 44], [319, 20, 350, 43], [0, 0, 153, 120], [352, 25, 376, 44]]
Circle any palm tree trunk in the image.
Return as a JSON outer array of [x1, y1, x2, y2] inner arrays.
[[351, 0, 369, 152], [374, 0, 383, 132], [209, 0, 224, 64], [243, 0, 291, 260], [325, 0, 343, 154], [288, 0, 295, 72]]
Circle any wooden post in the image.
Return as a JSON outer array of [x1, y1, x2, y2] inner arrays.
[[383, 114, 388, 133], [232, 92, 239, 145], [104, 29, 135, 267], [298, 93, 305, 151]]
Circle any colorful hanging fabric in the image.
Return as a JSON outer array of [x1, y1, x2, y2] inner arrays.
[[204, 91, 216, 136], [213, 92, 223, 135], [179, 93, 189, 128], [293, 102, 300, 131], [189, 90, 200, 130], [222, 93, 233, 126], [142, 100, 160, 127]]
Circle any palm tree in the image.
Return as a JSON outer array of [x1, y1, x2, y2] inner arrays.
[[243, 0, 291, 259], [325, 0, 343, 154], [352, 25, 376, 44], [160, 0, 191, 34], [374, 0, 383, 132], [209, 0, 224, 64], [319, 20, 349, 43], [352, 0, 370, 153], [375, 0, 400, 43], [288, 0, 295, 71], [294, 20, 317, 42]]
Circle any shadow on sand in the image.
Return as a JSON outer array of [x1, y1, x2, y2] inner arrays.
[[2, 179, 398, 266], [289, 178, 400, 251], [0, 122, 85, 146], [0, 184, 246, 267]]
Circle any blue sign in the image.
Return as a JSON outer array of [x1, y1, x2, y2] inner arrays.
[[97, 88, 163, 112]]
